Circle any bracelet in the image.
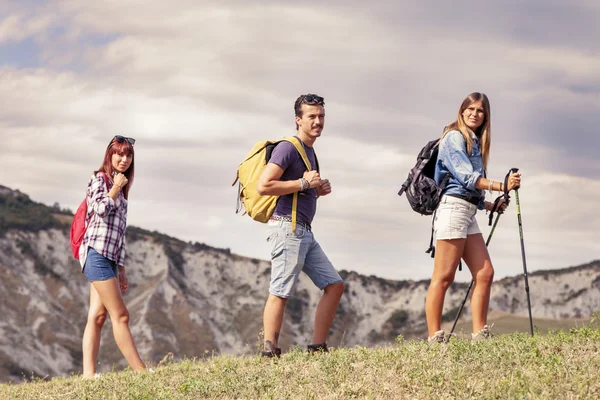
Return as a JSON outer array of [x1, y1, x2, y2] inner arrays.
[[299, 178, 309, 191], [488, 180, 493, 195]]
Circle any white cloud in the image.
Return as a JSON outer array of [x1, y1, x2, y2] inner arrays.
[[0, 9, 56, 44], [0, 1, 598, 281]]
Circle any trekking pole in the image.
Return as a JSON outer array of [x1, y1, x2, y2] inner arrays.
[[449, 210, 502, 334], [511, 167, 534, 336]]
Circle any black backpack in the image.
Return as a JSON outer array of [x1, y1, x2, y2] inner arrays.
[[398, 138, 454, 261], [397, 139, 449, 216]]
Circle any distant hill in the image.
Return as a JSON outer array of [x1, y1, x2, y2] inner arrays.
[[443, 309, 591, 338], [0, 184, 599, 383]]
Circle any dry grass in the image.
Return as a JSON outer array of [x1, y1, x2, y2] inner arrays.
[[1, 327, 600, 399]]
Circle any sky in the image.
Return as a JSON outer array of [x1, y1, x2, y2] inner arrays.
[[0, 1, 598, 282]]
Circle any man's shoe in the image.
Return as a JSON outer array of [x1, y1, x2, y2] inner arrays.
[[307, 343, 329, 353], [261, 348, 281, 358]]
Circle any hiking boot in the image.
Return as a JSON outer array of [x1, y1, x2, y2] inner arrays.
[[307, 343, 329, 353], [427, 330, 446, 344], [472, 324, 494, 341], [261, 348, 281, 358]]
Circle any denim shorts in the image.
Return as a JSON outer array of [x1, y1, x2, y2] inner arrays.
[[266, 219, 343, 298], [83, 247, 118, 282], [434, 195, 481, 240]]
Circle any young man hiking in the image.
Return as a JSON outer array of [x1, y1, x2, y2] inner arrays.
[[257, 93, 344, 357]]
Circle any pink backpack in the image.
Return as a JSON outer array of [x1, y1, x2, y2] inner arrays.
[[70, 173, 109, 259]]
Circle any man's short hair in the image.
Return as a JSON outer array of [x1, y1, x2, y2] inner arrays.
[[294, 94, 325, 129]]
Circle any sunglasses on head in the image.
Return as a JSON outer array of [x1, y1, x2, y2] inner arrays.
[[113, 135, 136, 145], [301, 94, 324, 103]]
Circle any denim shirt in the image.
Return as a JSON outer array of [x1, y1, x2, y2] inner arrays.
[[434, 130, 486, 210]]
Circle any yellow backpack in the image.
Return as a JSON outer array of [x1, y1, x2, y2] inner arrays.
[[233, 136, 314, 231]]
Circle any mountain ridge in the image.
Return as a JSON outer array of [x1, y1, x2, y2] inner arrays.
[[0, 183, 598, 383]]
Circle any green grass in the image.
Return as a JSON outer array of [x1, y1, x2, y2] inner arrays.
[[2, 327, 600, 399], [0, 191, 69, 235]]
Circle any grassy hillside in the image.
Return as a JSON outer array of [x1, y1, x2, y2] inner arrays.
[[0, 185, 231, 256], [1, 327, 599, 399], [0, 188, 70, 235]]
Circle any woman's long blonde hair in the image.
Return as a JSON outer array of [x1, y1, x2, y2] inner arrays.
[[442, 92, 491, 169]]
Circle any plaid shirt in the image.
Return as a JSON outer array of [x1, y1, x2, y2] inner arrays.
[[78, 172, 128, 270]]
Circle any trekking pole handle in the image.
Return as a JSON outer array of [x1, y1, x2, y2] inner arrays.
[[510, 167, 520, 191], [503, 167, 520, 196]]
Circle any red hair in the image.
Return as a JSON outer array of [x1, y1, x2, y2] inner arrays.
[[95, 138, 135, 199]]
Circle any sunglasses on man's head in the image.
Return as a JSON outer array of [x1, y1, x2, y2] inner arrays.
[[114, 135, 136, 145], [301, 94, 324, 103]]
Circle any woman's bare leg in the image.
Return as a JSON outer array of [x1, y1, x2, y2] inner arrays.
[[82, 284, 107, 378], [463, 233, 494, 334], [425, 238, 465, 336], [91, 278, 146, 372]]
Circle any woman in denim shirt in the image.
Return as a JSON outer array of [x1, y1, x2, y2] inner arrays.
[[425, 92, 521, 342]]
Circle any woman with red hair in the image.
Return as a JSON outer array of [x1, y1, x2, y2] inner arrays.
[[79, 135, 147, 378]]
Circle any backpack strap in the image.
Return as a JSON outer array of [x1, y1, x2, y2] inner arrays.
[[85, 172, 111, 223], [282, 136, 313, 170], [425, 174, 462, 271], [281, 136, 314, 232], [100, 171, 110, 188], [426, 209, 437, 257], [425, 210, 463, 272], [425, 172, 451, 255], [398, 176, 411, 196], [439, 173, 451, 191]]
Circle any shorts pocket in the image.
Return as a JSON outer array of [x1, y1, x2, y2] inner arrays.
[[453, 202, 471, 212], [266, 230, 277, 243], [448, 206, 471, 232], [286, 228, 306, 239], [437, 201, 454, 211], [268, 232, 285, 258], [434, 206, 452, 232]]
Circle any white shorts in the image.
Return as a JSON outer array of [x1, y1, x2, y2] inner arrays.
[[434, 195, 481, 240]]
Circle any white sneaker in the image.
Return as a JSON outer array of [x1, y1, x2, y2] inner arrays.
[[82, 373, 101, 380], [472, 324, 494, 341], [428, 330, 446, 343]]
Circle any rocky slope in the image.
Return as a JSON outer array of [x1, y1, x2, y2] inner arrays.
[[0, 184, 598, 382]]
